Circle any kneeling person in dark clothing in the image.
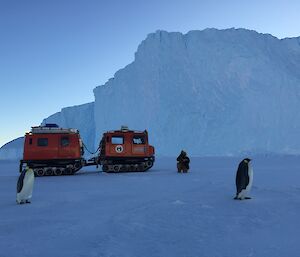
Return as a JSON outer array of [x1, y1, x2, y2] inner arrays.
[[177, 150, 190, 173]]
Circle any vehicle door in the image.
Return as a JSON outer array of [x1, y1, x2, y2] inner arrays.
[[109, 135, 126, 156], [131, 134, 147, 156]]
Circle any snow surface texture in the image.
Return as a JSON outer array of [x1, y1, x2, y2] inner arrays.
[[2, 28, 300, 158], [0, 157, 299, 257]]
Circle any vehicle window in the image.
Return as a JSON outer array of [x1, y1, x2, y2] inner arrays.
[[111, 136, 124, 144], [37, 138, 48, 147], [61, 137, 70, 147], [133, 136, 145, 144]]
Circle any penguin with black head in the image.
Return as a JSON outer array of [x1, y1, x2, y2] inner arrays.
[[16, 165, 35, 204], [234, 158, 253, 200]]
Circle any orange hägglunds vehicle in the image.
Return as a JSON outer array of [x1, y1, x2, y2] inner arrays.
[[97, 126, 155, 172], [20, 124, 84, 176]]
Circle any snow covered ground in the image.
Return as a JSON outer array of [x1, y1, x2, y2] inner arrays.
[[0, 156, 299, 257]]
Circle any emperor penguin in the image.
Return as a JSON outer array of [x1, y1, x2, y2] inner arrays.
[[16, 165, 35, 204], [234, 158, 253, 200]]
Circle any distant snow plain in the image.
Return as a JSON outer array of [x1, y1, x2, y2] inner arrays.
[[0, 156, 299, 257]]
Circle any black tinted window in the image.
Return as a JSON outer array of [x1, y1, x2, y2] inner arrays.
[[133, 136, 145, 144], [61, 137, 70, 147], [37, 138, 48, 147]]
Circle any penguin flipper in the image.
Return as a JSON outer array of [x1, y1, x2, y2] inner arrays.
[[236, 162, 249, 194], [17, 170, 26, 193]]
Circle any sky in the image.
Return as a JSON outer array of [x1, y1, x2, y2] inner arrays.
[[0, 0, 299, 147]]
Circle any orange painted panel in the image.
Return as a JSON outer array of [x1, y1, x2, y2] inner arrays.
[[23, 133, 82, 160], [102, 130, 154, 158]]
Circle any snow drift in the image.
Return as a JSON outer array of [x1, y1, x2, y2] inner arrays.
[[2, 28, 300, 158]]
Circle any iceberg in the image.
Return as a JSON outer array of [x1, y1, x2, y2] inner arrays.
[[93, 29, 300, 156], [2, 28, 300, 159]]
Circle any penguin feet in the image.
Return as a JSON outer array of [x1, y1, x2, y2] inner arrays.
[[233, 196, 242, 200], [17, 200, 30, 204], [233, 196, 251, 200]]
